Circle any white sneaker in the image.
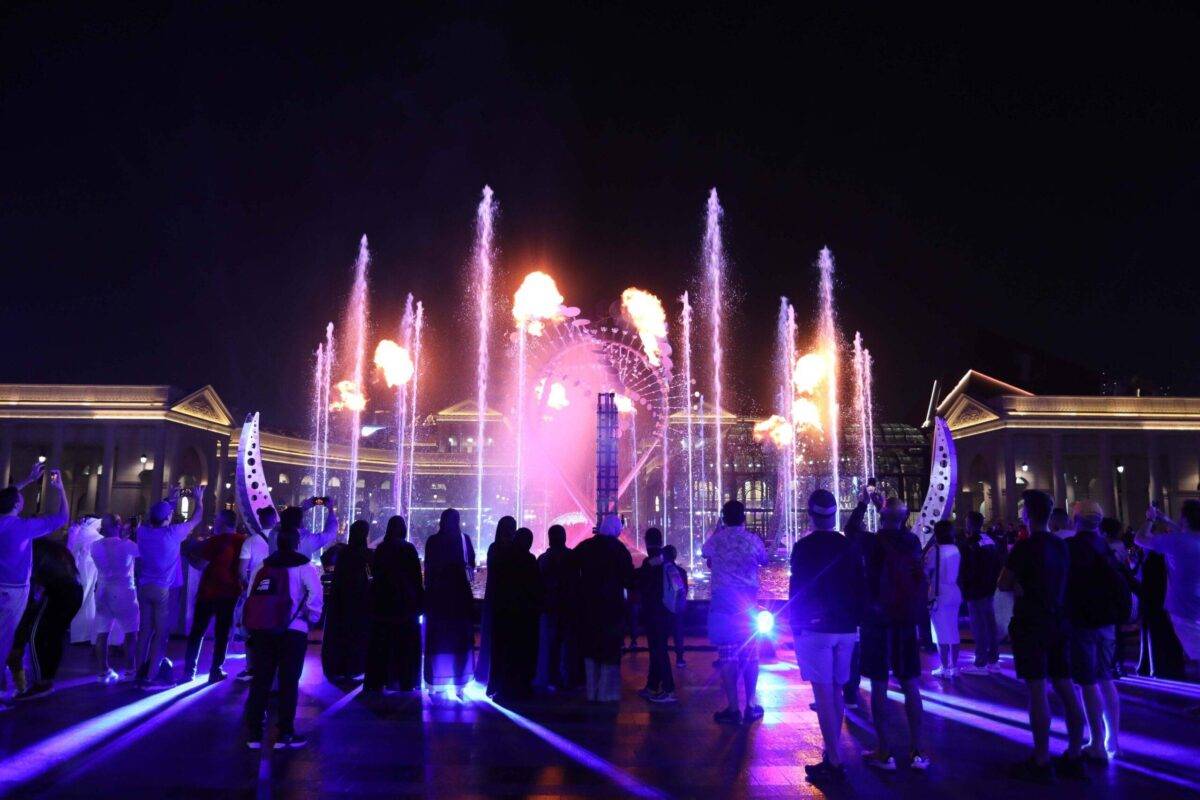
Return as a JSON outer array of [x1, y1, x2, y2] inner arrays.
[[930, 667, 947, 678], [960, 664, 989, 676], [909, 752, 931, 771], [98, 669, 120, 684], [862, 750, 897, 771]]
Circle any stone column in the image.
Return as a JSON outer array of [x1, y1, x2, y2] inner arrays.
[[46, 424, 65, 515], [0, 426, 12, 487], [1098, 432, 1115, 513], [97, 426, 116, 514], [1002, 430, 1018, 523], [1147, 432, 1161, 511], [212, 436, 228, 514], [149, 425, 168, 503], [1051, 432, 1064, 507]]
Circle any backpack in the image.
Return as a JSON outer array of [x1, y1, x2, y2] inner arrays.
[[1083, 546, 1135, 627], [243, 564, 307, 633], [663, 564, 685, 614], [878, 534, 929, 624]]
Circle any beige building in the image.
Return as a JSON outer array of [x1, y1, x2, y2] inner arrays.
[[939, 371, 1200, 525]]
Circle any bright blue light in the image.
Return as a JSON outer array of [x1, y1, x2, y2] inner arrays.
[[755, 610, 775, 635]]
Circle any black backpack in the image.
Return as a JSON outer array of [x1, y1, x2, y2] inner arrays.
[[1082, 545, 1134, 627]]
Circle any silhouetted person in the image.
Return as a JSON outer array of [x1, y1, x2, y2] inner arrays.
[[1000, 489, 1086, 783], [536, 524, 579, 690], [7, 534, 83, 700], [182, 508, 247, 683], [575, 514, 634, 701], [0, 464, 67, 709], [423, 508, 476, 695], [135, 483, 207, 689], [637, 527, 677, 703], [1139, 500, 1200, 681], [243, 511, 323, 749], [365, 516, 423, 691], [488, 527, 542, 701], [91, 513, 140, 680], [322, 519, 372, 682], [958, 511, 1003, 674], [478, 515, 516, 685], [859, 496, 928, 770], [704, 500, 769, 725], [662, 545, 688, 668]]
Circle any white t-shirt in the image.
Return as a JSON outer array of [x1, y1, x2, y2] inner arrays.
[[0, 512, 67, 587], [91, 537, 139, 588], [240, 534, 269, 591], [286, 562, 324, 633]]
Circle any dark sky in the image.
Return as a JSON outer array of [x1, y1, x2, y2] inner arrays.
[[4, 3, 1198, 430]]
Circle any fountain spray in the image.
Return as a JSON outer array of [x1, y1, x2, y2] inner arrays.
[[473, 186, 495, 551], [394, 295, 415, 513], [681, 291, 696, 568], [703, 189, 726, 518], [345, 235, 370, 523], [406, 301, 424, 521], [816, 247, 840, 526]]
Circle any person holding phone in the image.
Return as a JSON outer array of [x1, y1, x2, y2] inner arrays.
[[0, 463, 68, 710]]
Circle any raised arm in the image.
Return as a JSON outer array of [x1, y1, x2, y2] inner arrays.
[[1136, 506, 1176, 550], [13, 462, 45, 490], [175, 484, 208, 538], [302, 496, 339, 550], [40, 469, 69, 534]]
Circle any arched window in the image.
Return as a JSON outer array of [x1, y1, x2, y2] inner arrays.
[[329, 477, 342, 487], [301, 475, 314, 486]]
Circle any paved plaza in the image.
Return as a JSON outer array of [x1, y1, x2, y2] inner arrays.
[[1, 634, 1197, 799]]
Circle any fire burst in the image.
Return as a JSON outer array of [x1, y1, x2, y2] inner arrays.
[[793, 352, 828, 394], [373, 339, 414, 387], [753, 414, 794, 447], [329, 380, 366, 412], [620, 287, 668, 366], [513, 271, 568, 335]]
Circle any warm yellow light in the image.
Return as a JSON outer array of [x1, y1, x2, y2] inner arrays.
[[620, 287, 668, 366], [753, 415, 794, 446], [513, 271, 565, 336], [373, 339, 415, 388], [793, 352, 828, 394], [792, 397, 824, 432], [329, 380, 366, 412]]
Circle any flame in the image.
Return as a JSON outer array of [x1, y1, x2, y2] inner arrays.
[[753, 415, 794, 447], [792, 397, 824, 432], [793, 352, 829, 394], [373, 339, 414, 388], [534, 378, 571, 411], [330, 380, 366, 412], [620, 287, 668, 366], [613, 394, 635, 414], [513, 271, 566, 336]]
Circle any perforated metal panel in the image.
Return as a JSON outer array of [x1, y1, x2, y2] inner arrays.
[[911, 416, 958, 543], [237, 412, 276, 536], [596, 393, 619, 520]]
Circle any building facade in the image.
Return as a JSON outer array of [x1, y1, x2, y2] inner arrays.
[[939, 371, 1200, 525]]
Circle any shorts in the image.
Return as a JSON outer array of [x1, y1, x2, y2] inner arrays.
[[860, 622, 921, 681], [707, 610, 754, 649], [94, 582, 140, 634], [1009, 618, 1070, 681], [1069, 625, 1115, 685], [795, 630, 857, 684]]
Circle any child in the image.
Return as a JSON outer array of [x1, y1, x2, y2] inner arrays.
[[662, 545, 688, 668]]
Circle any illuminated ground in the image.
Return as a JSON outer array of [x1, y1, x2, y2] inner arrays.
[[1, 635, 1197, 798]]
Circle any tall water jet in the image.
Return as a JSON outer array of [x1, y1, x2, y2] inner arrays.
[[394, 295, 415, 512], [680, 292, 696, 568], [405, 301, 424, 520], [703, 189, 726, 516], [310, 323, 334, 530], [344, 235, 370, 523], [473, 186, 496, 550], [816, 247, 840, 525], [863, 347, 877, 531], [775, 298, 799, 547], [852, 332, 870, 499]]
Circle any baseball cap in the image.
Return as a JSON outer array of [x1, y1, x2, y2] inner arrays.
[[807, 489, 838, 517]]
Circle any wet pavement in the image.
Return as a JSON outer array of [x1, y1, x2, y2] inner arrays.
[[1, 632, 1197, 798]]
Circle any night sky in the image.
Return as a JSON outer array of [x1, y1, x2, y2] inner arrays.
[[4, 4, 1198, 430]]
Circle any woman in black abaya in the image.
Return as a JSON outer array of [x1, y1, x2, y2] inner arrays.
[[423, 508, 476, 694], [365, 516, 424, 691], [322, 520, 372, 682]]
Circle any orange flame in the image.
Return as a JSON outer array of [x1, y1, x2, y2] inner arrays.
[[620, 287, 668, 366], [753, 415, 794, 447], [792, 397, 824, 432], [373, 339, 414, 388], [513, 271, 566, 336], [330, 380, 366, 412], [793, 352, 829, 394]]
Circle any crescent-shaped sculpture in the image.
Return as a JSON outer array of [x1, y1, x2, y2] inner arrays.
[[237, 412, 275, 536], [910, 416, 958, 543]]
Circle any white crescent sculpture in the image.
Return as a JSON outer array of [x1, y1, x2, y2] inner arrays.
[[911, 416, 957, 543], [237, 412, 275, 536]]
